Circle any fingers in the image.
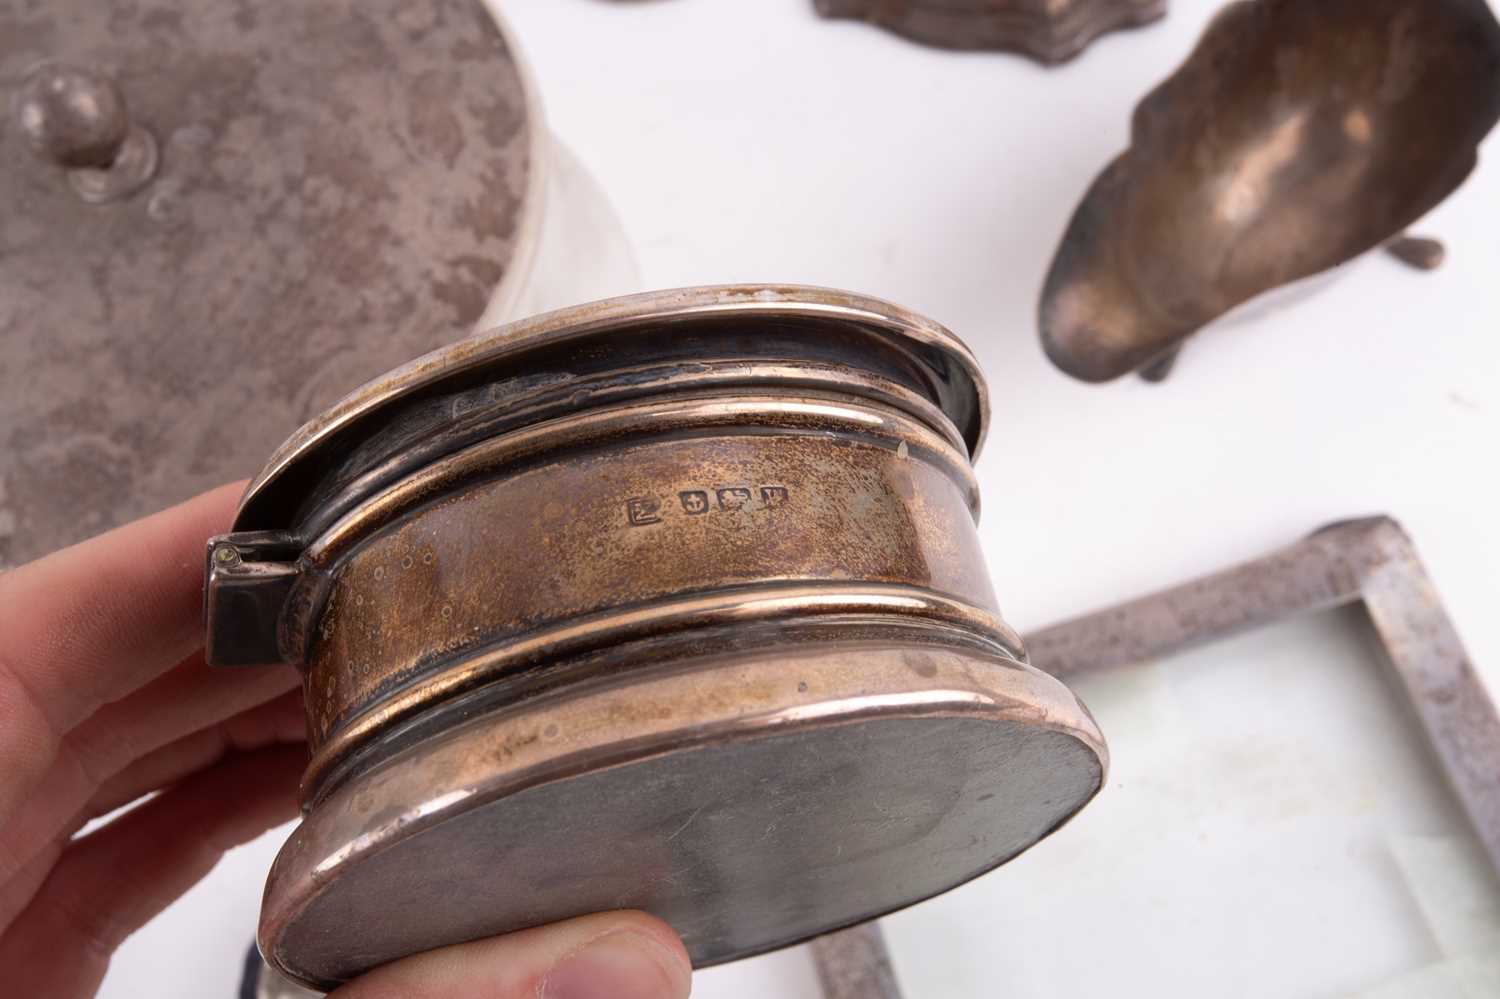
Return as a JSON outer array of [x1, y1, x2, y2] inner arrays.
[[331, 910, 692, 999], [0, 744, 303, 999], [83, 688, 306, 823], [0, 480, 245, 731], [0, 654, 299, 904], [68, 651, 301, 798], [0, 482, 245, 829], [0, 839, 63, 943], [0, 690, 304, 937]]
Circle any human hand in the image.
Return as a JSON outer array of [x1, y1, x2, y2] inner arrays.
[[0, 483, 691, 998]]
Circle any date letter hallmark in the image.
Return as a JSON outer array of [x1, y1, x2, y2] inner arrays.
[[626, 485, 793, 527], [625, 496, 662, 526]]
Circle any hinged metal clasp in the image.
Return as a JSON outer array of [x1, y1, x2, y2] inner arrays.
[[204, 531, 303, 667]]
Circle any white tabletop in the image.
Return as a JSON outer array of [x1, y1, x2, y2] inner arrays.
[[101, 1, 1500, 995]]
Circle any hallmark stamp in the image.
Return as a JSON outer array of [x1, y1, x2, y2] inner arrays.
[[759, 485, 789, 508], [625, 496, 662, 526], [628, 485, 790, 527], [716, 487, 753, 510]]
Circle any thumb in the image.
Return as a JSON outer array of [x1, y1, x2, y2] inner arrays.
[[329, 910, 692, 999]]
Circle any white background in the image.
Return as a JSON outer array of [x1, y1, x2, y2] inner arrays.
[[101, 0, 1500, 995]]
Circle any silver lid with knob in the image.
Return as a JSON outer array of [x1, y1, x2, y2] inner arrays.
[[0, 0, 540, 567]]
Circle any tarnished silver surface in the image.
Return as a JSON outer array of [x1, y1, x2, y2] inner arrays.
[[811, 923, 904, 999], [1025, 517, 1500, 872], [0, 0, 533, 566], [262, 644, 1104, 989], [247, 950, 322, 999], [1039, 0, 1500, 381], [813, 0, 1165, 64], [209, 286, 1106, 989]]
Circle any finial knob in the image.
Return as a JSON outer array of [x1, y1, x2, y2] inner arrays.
[[14, 62, 158, 203], [16, 63, 131, 169]]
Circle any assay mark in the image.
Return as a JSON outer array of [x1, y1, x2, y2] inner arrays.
[[627, 485, 790, 526]]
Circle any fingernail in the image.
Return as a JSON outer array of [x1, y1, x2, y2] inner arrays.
[[541, 930, 690, 999]]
